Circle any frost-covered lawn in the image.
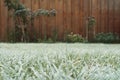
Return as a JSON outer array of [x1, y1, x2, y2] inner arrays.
[[0, 43, 120, 80]]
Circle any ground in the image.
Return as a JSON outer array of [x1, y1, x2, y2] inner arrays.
[[0, 43, 120, 80]]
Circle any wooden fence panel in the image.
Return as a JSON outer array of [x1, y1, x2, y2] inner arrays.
[[0, 0, 1, 41], [108, 0, 114, 33], [56, 0, 64, 40], [0, 0, 120, 41], [0, 0, 8, 41], [71, 0, 80, 34], [97, 0, 101, 33], [62, 0, 72, 38], [39, 0, 48, 39], [79, 0, 84, 36], [32, 0, 40, 38], [49, 0, 56, 38], [83, 0, 90, 39], [100, 0, 107, 33], [114, 0, 120, 36]]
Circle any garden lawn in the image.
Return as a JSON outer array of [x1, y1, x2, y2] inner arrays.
[[0, 43, 120, 80]]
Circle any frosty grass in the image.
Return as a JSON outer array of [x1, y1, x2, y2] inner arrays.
[[0, 43, 120, 80]]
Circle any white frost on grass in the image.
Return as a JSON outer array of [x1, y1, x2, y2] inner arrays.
[[0, 43, 120, 80]]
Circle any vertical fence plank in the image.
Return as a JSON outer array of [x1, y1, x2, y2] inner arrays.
[[118, 0, 120, 35], [103, 0, 109, 33], [108, 0, 114, 33], [20, 0, 24, 3], [7, 3, 16, 42], [92, 0, 101, 35], [80, 0, 84, 36], [31, 0, 40, 39], [114, 0, 120, 35], [104, 0, 108, 33], [0, 0, 4, 41], [3, 0, 8, 41], [71, 0, 80, 34], [23, 0, 32, 41], [45, 0, 49, 39], [0, 0, 1, 41], [49, 0, 56, 38], [63, 0, 72, 34], [40, 0, 48, 39], [63, 0, 67, 34], [56, 0, 64, 40], [76, 0, 80, 34], [97, 0, 101, 33], [39, 0, 42, 39], [101, 0, 106, 33], [24, 0, 31, 8], [0, 0, 8, 41], [83, 0, 89, 39]]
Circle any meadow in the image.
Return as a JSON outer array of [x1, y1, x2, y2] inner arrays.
[[0, 43, 120, 80]]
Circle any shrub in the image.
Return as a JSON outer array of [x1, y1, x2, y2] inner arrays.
[[51, 28, 58, 42], [65, 32, 85, 43], [47, 38, 54, 43], [37, 38, 54, 43], [8, 27, 22, 43], [4, 0, 57, 42], [94, 32, 119, 43]]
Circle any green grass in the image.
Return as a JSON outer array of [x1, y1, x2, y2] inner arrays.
[[0, 43, 120, 80]]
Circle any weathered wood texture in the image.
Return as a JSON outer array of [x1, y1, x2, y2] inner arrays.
[[0, 0, 120, 41]]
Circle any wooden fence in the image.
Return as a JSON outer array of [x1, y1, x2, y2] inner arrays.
[[0, 0, 120, 41]]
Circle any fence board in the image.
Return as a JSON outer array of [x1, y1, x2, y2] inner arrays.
[[56, 0, 64, 40], [100, 0, 104, 33], [39, 0, 48, 39], [91, 0, 98, 39], [62, 0, 72, 40], [49, 0, 56, 38], [79, 0, 84, 35], [97, 0, 101, 33], [0, 0, 7, 41], [0, 0, 120, 41], [0, 0, 1, 41], [83, 0, 89, 38], [114, 0, 120, 35], [108, 0, 114, 33], [31, 0, 40, 38]]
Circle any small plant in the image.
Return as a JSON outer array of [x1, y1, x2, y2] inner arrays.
[[94, 32, 119, 43], [51, 28, 58, 42], [37, 38, 42, 43], [37, 38, 54, 43], [86, 16, 96, 41], [87, 16, 96, 28], [47, 38, 54, 43], [8, 28, 20, 43], [65, 32, 85, 43]]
